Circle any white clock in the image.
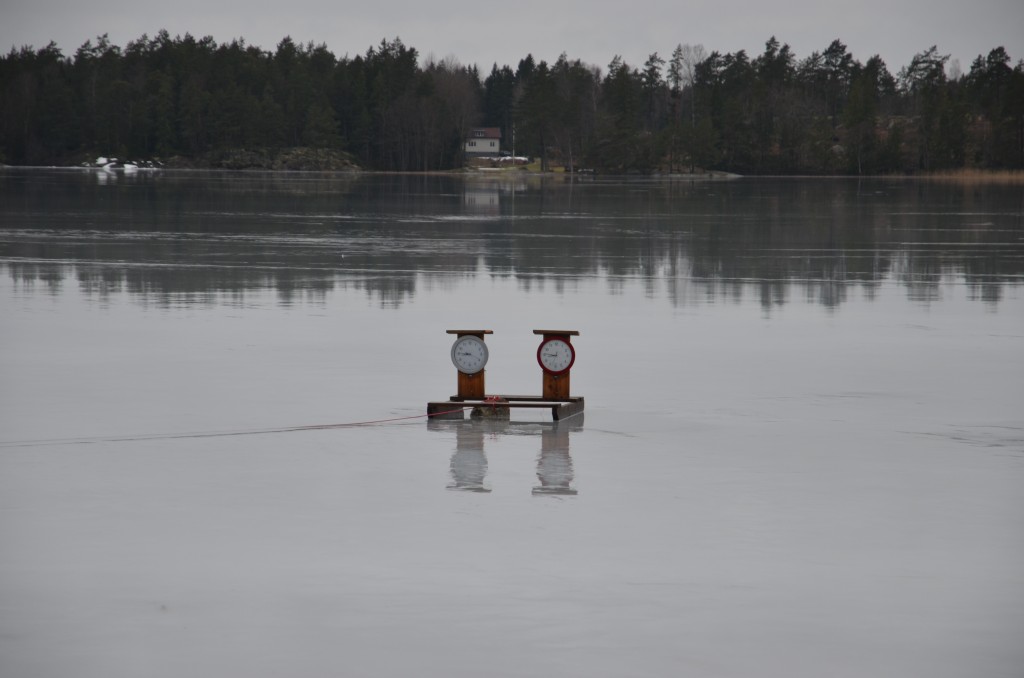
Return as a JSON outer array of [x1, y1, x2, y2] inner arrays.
[[537, 337, 575, 374], [450, 335, 489, 374]]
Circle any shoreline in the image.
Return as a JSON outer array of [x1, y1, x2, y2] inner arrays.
[[3, 163, 1023, 184]]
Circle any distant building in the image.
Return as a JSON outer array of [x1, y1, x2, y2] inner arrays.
[[464, 127, 502, 158]]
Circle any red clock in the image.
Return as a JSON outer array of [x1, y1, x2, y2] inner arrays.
[[537, 336, 575, 375]]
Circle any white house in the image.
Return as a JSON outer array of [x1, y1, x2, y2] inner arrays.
[[464, 127, 502, 158]]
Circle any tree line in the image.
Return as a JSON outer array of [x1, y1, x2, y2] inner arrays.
[[2, 32, 1022, 173]]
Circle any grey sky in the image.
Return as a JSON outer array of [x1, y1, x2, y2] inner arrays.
[[3, 0, 1023, 75]]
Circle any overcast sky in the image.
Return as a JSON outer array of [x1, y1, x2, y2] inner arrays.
[[3, 0, 1023, 75]]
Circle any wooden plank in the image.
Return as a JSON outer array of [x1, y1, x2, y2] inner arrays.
[[553, 397, 585, 421], [501, 395, 579, 403], [450, 395, 582, 403], [431, 396, 584, 420], [441, 401, 581, 409], [468, 402, 564, 409], [445, 402, 579, 409]]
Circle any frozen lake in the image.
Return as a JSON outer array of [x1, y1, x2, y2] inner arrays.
[[2, 169, 1023, 677]]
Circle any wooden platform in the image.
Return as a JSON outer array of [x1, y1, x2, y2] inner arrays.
[[427, 395, 585, 421]]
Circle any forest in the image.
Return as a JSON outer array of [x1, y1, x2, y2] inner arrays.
[[1, 31, 1023, 174]]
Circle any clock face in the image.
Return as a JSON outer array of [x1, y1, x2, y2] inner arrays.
[[450, 335, 489, 374], [537, 337, 575, 374]]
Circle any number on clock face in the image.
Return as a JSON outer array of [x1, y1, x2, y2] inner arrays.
[[538, 338, 575, 374], [450, 335, 488, 374]]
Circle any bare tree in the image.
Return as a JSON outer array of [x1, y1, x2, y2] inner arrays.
[[672, 43, 707, 126]]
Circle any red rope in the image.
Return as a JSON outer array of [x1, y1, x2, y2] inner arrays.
[[0, 406, 473, 449]]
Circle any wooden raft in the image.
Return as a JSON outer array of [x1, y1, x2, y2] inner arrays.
[[427, 395, 585, 421]]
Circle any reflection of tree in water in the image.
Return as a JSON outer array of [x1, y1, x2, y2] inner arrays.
[[3, 172, 1022, 309], [6, 262, 64, 295]]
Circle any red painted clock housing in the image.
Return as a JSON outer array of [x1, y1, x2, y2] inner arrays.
[[536, 336, 576, 375]]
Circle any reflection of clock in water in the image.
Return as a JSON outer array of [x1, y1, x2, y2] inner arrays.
[[450, 334, 489, 374], [537, 337, 575, 374]]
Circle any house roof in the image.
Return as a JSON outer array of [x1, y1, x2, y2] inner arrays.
[[469, 127, 502, 139]]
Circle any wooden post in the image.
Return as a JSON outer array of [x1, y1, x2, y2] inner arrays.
[[534, 330, 579, 401], [543, 371, 569, 400], [448, 329, 492, 399], [458, 371, 485, 399]]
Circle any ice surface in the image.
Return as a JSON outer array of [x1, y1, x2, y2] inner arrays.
[[1, 172, 1022, 677]]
